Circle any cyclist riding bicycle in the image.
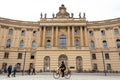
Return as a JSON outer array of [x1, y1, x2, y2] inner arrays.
[[59, 61, 66, 77]]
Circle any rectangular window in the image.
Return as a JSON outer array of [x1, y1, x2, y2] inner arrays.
[[105, 53, 109, 59], [18, 53, 22, 59], [4, 52, 9, 59], [92, 54, 96, 59], [114, 29, 119, 34], [92, 63, 98, 70], [31, 53, 35, 59]]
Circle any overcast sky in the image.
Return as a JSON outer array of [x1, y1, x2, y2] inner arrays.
[[0, 0, 120, 21]]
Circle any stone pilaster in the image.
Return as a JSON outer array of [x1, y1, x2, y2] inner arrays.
[[80, 26, 84, 47], [72, 26, 75, 47], [42, 26, 46, 47], [67, 26, 70, 47], [84, 26, 88, 46], [39, 27, 42, 47], [55, 26, 58, 47], [51, 26, 54, 47]]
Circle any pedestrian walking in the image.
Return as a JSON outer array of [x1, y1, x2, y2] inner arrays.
[[28, 68, 31, 75], [12, 65, 17, 77], [32, 68, 36, 75], [7, 65, 12, 77]]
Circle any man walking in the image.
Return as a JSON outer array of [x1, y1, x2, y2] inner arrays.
[[7, 65, 12, 77]]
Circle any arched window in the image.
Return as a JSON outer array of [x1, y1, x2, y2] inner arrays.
[[32, 40, 36, 49], [59, 35, 66, 48], [47, 29, 51, 35], [19, 40, 24, 49], [46, 40, 51, 48], [103, 40, 107, 48], [21, 30, 25, 36], [116, 39, 120, 48], [90, 40, 94, 49], [101, 30, 105, 35], [75, 39, 79, 48], [89, 31, 93, 36], [75, 29, 79, 35], [8, 29, 13, 35], [6, 39, 11, 48], [33, 31, 37, 36]]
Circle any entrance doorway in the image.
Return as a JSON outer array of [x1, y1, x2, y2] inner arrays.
[[76, 56, 83, 72], [44, 56, 50, 72], [58, 54, 68, 67]]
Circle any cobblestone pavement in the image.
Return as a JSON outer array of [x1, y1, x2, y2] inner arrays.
[[0, 73, 120, 80]]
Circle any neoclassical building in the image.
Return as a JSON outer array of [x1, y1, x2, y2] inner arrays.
[[0, 4, 120, 72]]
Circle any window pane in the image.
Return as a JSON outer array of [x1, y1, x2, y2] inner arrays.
[[89, 31, 93, 36], [46, 40, 51, 48], [32, 41, 36, 49], [20, 40, 24, 48], [75, 40, 79, 47], [6, 39, 11, 48], [105, 53, 109, 59], [116, 40, 120, 48], [92, 54, 96, 59], [101, 30, 105, 35], [114, 29, 119, 34], [47, 29, 51, 35], [33, 31, 37, 36], [106, 63, 111, 70], [103, 41, 107, 48], [21, 30, 25, 36], [90, 41, 94, 49], [60, 35, 66, 48], [4, 52, 9, 59], [31, 53, 34, 59], [18, 53, 22, 59], [8, 29, 13, 35]]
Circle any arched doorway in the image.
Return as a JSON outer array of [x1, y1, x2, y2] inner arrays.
[[44, 56, 50, 72], [58, 54, 68, 67], [76, 56, 83, 72]]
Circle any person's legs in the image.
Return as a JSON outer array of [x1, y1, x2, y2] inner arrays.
[[61, 70, 64, 77], [8, 71, 10, 77]]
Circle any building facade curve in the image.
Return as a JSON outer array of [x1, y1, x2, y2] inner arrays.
[[0, 4, 120, 72]]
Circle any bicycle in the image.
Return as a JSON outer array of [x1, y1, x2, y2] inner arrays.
[[53, 68, 71, 79]]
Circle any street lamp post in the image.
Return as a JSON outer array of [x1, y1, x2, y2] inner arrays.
[[22, 51, 26, 75], [101, 51, 106, 76]]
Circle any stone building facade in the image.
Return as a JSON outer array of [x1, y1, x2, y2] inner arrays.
[[0, 5, 120, 72]]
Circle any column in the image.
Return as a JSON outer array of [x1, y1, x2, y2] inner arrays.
[[67, 26, 70, 47], [39, 27, 42, 47], [51, 26, 54, 47], [42, 26, 46, 47], [80, 26, 84, 47], [84, 26, 88, 46], [55, 26, 58, 47], [72, 26, 75, 47]]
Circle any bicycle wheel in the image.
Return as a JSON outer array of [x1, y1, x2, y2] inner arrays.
[[65, 72, 71, 79], [53, 72, 60, 79]]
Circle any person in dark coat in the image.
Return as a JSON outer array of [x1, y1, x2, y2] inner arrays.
[[7, 65, 12, 77], [32, 68, 36, 75], [59, 61, 66, 77], [28, 68, 31, 75]]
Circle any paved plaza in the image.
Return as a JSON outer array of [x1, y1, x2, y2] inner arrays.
[[0, 73, 120, 80]]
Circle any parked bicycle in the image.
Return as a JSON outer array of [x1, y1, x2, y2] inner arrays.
[[53, 68, 71, 79]]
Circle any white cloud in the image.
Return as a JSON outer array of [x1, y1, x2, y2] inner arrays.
[[0, 0, 120, 21]]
